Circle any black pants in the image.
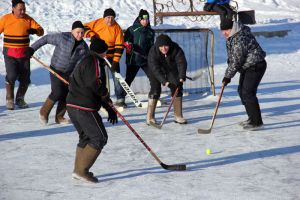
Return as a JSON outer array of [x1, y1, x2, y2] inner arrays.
[[238, 61, 267, 125], [67, 107, 108, 151], [48, 67, 69, 103], [121, 64, 150, 98], [4, 55, 30, 85], [148, 70, 183, 99]]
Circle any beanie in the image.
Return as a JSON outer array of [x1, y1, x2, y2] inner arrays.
[[155, 34, 172, 47], [103, 8, 116, 18], [220, 17, 234, 30], [72, 21, 84, 30], [12, 0, 24, 7], [138, 9, 149, 20], [90, 37, 108, 54]]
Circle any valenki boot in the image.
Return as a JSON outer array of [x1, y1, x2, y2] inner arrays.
[[146, 98, 158, 125], [55, 101, 70, 124], [40, 97, 55, 125], [5, 82, 14, 110], [72, 144, 101, 183], [173, 97, 187, 124]]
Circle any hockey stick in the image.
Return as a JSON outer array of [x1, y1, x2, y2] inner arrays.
[[32, 56, 69, 85], [197, 84, 225, 134], [103, 57, 147, 109], [108, 101, 186, 171], [33, 56, 184, 170], [150, 87, 179, 129]]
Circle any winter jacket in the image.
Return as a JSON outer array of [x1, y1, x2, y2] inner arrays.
[[67, 52, 108, 111], [31, 32, 89, 74], [84, 18, 124, 63], [225, 23, 266, 78], [148, 40, 187, 85], [125, 17, 155, 66], [0, 13, 44, 58]]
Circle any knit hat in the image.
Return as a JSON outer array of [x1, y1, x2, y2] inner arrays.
[[220, 17, 234, 30], [12, 0, 24, 7], [103, 8, 116, 18], [90, 37, 108, 54], [72, 21, 84, 30], [138, 9, 149, 20], [155, 34, 172, 47]]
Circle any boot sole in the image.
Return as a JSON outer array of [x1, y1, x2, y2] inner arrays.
[[174, 120, 188, 124], [72, 173, 98, 183]]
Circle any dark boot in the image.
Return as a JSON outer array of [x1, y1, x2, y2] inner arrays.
[[173, 97, 187, 124], [243, 102, 264, 131], [40, 97, 55, 125], [72, 144, 101, 183], [146, 99, 158, 125], [15, 84, 29, 109], [55, 101, 70, 124], [5, 82, 14, 110], [73, 146, 94, 177]]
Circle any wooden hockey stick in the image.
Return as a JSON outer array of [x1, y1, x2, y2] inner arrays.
[[150, 87, 179, 129], [197, 84, 225, 134]]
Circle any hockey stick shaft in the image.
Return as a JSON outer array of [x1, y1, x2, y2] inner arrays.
[[150, 87, 179, 129], [198, 84, 225, 134], [103, 57, 146, 108], [108, 102, 186, 171], [32, 56, 69, 85]]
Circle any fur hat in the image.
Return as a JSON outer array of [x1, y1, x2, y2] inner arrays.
[[12, 0, 24, 7], [138, 9, 149, 20], [220, 17, 234, 30], [155, 34, 172, 47], [72, 21, 84, 30], [103, 8, 116, 18], [90, 37, 108, 54]]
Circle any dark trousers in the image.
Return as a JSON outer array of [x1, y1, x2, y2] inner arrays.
[[121, 64, 150, 98], [238, 61, 267, 125], [48, 67, 69, 103], [67, 107, 108, 151], [148, 70, 183, 99], [4, 55, 30, 85]]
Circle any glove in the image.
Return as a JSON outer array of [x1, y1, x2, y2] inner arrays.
[[25, 47, 35, 58], [111, 61, 119, 72], [103, 99, 118, 125], [124, 42, 133, 54], [222, 77, 231, 86], [27, 28, 38, 35], [167, 82, 177, 91], [178, 81, 183, 87]]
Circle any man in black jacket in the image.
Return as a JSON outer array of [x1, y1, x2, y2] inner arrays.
[[221, 17, 266, 131], [147, 34, 187, 125], [66, 37, 118, 183]]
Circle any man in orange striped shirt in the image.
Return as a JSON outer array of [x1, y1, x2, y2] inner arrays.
[[84, 8, 125, 107], [0, 0, 44, 110]]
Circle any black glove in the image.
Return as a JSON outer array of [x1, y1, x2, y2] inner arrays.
[[25, 47, 35, 58], [27, 28, 38, 35], [222, 77, 231, 86], [167, 82, 177, 91], [103, 99, 118, 125], [111, 62, 119, 73], [178, 81, 183, 87]]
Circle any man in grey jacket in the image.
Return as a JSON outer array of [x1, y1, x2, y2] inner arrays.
[[27, 21, 89, 125], [221, 18, 267, 131]]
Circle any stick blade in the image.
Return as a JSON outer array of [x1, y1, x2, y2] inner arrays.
[[161, 163, 186, 171], [197, 128, 212, 134], [149, 121, 162, 129]]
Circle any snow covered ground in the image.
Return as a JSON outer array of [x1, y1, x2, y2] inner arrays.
[[0, 0, 300, 200]]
